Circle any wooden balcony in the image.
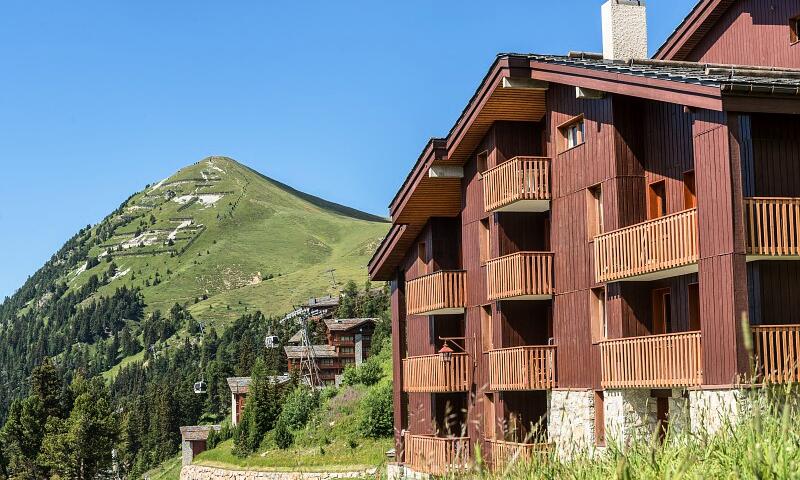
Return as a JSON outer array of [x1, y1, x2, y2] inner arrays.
[[482, 157, 551, 213], [745, 197, 800, 259], [405, 270, 466, 315], [486, 252, 553, 301], [752, 324, 800, 384], [594, 208, 699, 283], [402, 353, 471, 393], [488, 440, 551, 470], [600, 331, 703, 388], [488, 346, 556, 391], [404, 433, 470, 476]]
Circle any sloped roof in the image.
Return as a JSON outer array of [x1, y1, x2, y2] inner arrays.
[[226, 376, 251, 394], [226, 375, 291, 394], [288, 330, 306, 344], [524, 54, 800, 93], [284, 345, 337, 359], [179, 425, 221, 441], [653, 0, 738, 61], [306, 296, 339, 308], [324, 318, 377, 332]]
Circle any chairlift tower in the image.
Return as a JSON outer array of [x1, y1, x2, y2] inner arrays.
[[294, 307, 323, 388]]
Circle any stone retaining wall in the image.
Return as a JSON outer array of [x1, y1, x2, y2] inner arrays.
[[180, 465, 378, 480]]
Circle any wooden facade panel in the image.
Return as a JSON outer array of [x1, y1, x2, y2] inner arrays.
[[752, 114, 800, 197], [553, 289, 599, 388], [686, 0, 800, 69]]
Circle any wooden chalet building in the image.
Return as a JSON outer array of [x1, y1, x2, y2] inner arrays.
[[369, 0, 800, 474], [285, 318, 377, 385]]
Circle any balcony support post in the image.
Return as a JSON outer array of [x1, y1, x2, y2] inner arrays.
[[693, 110, 751, 385], [391, 273, 409, 454]]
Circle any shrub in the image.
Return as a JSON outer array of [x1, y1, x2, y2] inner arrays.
[[279, 387, 319, 429], [359, 380, 393, 438], [342, 358, 383, 387], [274, 419, 293, 450]]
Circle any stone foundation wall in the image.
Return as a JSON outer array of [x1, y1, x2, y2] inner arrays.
[[604, 389, 657, 446], [689, 388, 752, 435], [547, 389, 595, 458], [180, 465, 378, 480]]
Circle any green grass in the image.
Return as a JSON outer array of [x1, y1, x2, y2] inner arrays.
[[142, 455, 182, 480], [194, 437, 391, 472]]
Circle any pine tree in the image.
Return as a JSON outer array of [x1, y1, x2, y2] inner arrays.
[[233, 357, 280, 455], [39, 377, 118, 479], [31, 357, 63, 420]]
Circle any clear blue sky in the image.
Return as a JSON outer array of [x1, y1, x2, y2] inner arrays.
[[0, 0, 697, 298]]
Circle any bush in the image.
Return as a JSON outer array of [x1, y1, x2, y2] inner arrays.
[[279, 387, 318, 429], [359, 381, 393, 438], [274, 419, 293, 450], [342, 358, 383, 387]]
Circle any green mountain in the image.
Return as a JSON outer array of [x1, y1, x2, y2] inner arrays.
[[0, 156, 388, 413], [78, 156, 386, 321]]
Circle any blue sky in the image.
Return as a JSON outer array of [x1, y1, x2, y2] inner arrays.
[[0, 0, 697, 298]]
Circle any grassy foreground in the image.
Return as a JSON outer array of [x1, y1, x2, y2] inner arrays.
[[464, 385, 800, 479]]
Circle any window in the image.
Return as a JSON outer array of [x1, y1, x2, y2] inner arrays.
[[479, 218, 490, 263], [320, 358, 334, 366], [339, 335, 354, 343], [652, 288, 671, 335], [688, 283, 700, 331], [683, 171, 696, 209], [341, 357, 355, 365], [590, 287, 607, 343], [594, 391, 606, 447], [340, 346, 354, 354], [416, 242, 428, 275], [559, 116, 585, 151], [481, 305, 493, 352], [477, 150, 489, 175], [648, 180, 667, 219], [587, 184, 604, 238], [791, 15, 800, 44]]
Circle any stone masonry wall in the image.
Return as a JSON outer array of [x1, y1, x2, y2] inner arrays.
[[604, 389, 657, 446], [180, 465, 378, 480], [547, 389, 595, 458]]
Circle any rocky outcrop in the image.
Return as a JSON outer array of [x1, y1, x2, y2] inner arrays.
[[180, 465, 378, 480]]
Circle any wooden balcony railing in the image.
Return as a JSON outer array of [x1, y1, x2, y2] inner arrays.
[[600, 331, 703, 388], [406, 270, 466, 315], [594, 208, 698, 282], [402, 353, 471, 393], [488, 440, 551, 470], [404, 433, 470, 476], [745, 197, 800, 257], [752, 324, 800, 384], [482, 157, 551, 212], [486, 252, 553, 301], [488, 346, 556, 391]]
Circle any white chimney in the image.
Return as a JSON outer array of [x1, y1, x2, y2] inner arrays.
[[601, 0, 648, 61]]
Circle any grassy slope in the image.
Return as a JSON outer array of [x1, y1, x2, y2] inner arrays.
[[66, 155, 387, 334], [142, 455, 182, 480], [191, 343, 394, 473]]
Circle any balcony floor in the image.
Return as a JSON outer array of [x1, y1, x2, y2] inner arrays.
[[746, 255, 800, 262], [615, 263, 698, 282], [493, 199, 550, 213], [499, 294, 552, 301], [415, 307, 465, 315]]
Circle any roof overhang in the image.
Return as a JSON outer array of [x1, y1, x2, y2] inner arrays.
[[370, 56, 548, 281], [528, 59, 724, 111], [653, 0, 737, 61]]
